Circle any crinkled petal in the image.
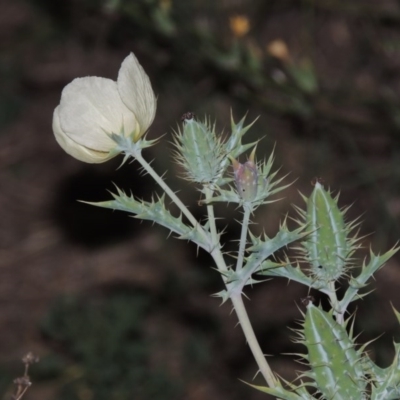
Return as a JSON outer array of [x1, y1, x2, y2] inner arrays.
[[117, 53, 156, 137], [53, 106, 115, 163], [58, 76, 138, 152]]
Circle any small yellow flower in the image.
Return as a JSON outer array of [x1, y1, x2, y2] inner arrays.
[[229, 15, 250, 38], [159, 0, 172, 12], [52, 53, 156, 163], [266, 39, 290, 63]]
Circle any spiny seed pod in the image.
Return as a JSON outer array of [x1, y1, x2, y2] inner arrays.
[[173, 117, 227, 184], [302, 303, 367, 400], [302, 181, 355, 284]]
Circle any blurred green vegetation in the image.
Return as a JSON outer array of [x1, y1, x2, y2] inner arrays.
[[39, 291, 182, 400]]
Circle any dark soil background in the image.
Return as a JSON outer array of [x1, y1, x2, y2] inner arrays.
[[2, 0, 400, 399]]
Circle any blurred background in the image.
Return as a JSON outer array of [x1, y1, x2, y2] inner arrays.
[[2, 0, 400, 399]]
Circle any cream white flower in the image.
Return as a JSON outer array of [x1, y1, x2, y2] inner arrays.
[[53, 53, 156, 163]]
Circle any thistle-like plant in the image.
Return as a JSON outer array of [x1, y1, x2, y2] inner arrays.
[[52, 53, 400, 399], [253, 183, 400, 400]]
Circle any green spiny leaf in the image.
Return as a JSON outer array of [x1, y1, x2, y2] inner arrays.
[[340, 246, 399, 311], [226, 113, 258, 159], [84, 187, 210, 250], [260, 262, 314, 288], [242, 223, 307, 279], [301, 182, 358, 286], [246, 380, 316, 399], [369, 307, 400, 399], [301, 303, 367, 400]]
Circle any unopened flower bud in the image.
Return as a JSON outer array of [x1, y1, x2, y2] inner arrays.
[[231, 147, 258, 201]]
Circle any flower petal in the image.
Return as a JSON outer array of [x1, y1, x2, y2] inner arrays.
[[53, 106, 115, 163], [58, 76, 138, 152], [117, 53, 156, 137]]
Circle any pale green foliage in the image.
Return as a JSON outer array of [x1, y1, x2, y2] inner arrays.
[[255, 182, 400, 399], [87, 113, 400, 400], [247, 381, 315, 399], [214, 222, 307, 304], [297, 182, 361, 286], [340, 248, 398, 312], [364, 306, 400, 399], [172, 114, 255, 185], [298, 303, 367, 399], [84, 187, 212, 252], [173, 117, 226, 184], [241, 224, 306, 285], [286, 301, 400, 400]]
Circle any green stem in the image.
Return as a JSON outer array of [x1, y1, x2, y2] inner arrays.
[[327, 281, 343, 324], [230, 293, 278, 388], [203, 186, 228, 276], [134, 152, 210, 244], [202, 187, 276, 388], [203, 185, 221, 260], [236, 204, 252, 272], [134, 153, 276, 388]]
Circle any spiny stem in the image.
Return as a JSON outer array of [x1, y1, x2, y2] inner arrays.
[[236, 204, 252, 272]]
